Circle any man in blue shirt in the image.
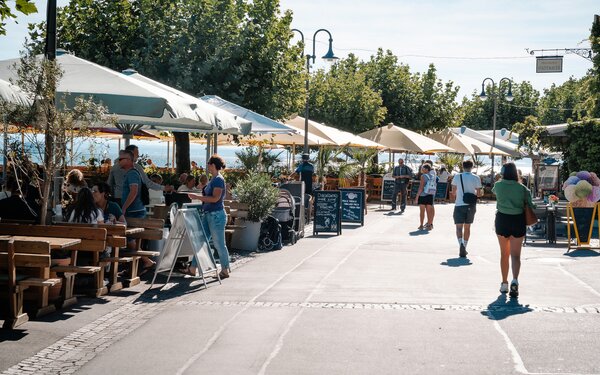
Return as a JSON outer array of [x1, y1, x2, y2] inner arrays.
[[295, 153, 314, 195], [119, 150, 146, 219]]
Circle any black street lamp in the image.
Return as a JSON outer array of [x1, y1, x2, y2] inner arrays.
[[479, 77, 513, 183], [291, 29, 338, 155]]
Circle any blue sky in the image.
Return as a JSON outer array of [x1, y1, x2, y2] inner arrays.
[[0, 0, 597, 100]]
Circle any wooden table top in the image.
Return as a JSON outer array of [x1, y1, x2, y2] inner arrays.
[[125, 227, 145, 235], [0, 235, 81, 249]]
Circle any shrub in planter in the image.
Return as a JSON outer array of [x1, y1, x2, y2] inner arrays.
[[231, 173, 279, 251]]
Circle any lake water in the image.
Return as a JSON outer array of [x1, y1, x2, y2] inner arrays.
[[5, 134, 533, 175]]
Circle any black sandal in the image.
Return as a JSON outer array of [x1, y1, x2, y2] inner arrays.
[[177, 265, 195, 276]]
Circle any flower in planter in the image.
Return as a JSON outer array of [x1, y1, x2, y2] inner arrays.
[[548, 195, 559, 205]]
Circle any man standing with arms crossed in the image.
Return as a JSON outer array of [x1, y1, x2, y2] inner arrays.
[[451, 160, 482, 258], [391, 158, 412, 213]]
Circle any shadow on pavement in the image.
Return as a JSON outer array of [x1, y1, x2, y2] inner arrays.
[[385, 211, 404, 216], [564, 249, 600, 257], [136, 275, 218, 304], [409, 229, 429, 236], [440, 257, 472, 267], [0, 329, 28, 342], [481, 294, 532, 320]]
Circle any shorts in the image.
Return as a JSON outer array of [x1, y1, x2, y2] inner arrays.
[[453, 205, 476, 224], [495, 211, 526, 238], [418, 195, 434, 206]]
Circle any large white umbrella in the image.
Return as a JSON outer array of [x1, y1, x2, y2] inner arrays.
[[0, 51, 214, 138], [450, 127, 525, 157], [122, 70, 252, 135], [284, 116, 386, 148], [358, 123, 454, 153], [429, 128, 509, 157], [1, 79, 34, 184]]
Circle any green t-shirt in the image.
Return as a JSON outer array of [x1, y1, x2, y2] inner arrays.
[[492, 179, 534, 215]]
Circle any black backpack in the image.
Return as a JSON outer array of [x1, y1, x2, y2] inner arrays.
[[133, 169, 150, 205]]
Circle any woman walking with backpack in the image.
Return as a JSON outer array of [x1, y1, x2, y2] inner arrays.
[[417, 164, 436, 230]]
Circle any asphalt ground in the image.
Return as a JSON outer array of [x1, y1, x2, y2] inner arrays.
[[2, 202, 600, 375]]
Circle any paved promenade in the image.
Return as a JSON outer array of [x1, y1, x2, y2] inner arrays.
[[2, 202, 600, 374]]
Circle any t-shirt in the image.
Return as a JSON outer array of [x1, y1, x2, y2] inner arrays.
[[420, 174, 433, 197], [393, 165, 412, 184], [438, 171, 450, 183], [492, 179, 534, 215], [68, 208, 104, 224], [102, 201, 123, 222], [202, 174, 226, 212], [296, 161, 314, 195], [122, 169, 145, 214], [452, 172, 482, 206]]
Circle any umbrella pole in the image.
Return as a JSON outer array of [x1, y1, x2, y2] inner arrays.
[[2, 117, 7, 188], [166, 141, 170, 169], [206, 135, 211, 172], [213, 133, 218, 154], [172, 138, 176, 173]]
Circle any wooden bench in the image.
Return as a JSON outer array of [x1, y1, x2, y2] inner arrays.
[[53, 222, 132, 293], [0, 224, 107, 305], [122, 217, 164, 287], [0, 239, 61, 329]]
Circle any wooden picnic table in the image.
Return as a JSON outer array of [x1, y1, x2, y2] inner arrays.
[[125, 227, 145, 235], [0, 235, 81, 316]]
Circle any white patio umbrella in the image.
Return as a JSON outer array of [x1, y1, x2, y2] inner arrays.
[[358, 123, 454, 153], [284, 116, 386, 148], [122, 70, 252, 135], [0, 51, 215, 141], [1, 79, 34, 184], [450, 127, 525, 157], [429, 128, 509, 157]]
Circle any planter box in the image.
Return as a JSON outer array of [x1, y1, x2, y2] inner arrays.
[[231, 219, 262, 251]]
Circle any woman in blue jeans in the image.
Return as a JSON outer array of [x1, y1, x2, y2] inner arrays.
[[181, 154, 231, 279]]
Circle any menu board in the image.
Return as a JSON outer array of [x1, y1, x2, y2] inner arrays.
[[570, 206, 597, 244], [435, 182, 448, 200], [340, 188, 365, 225], [313, 190, 342, 235], [381, 177, 395, 201]]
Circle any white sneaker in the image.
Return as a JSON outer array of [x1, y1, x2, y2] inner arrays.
[[499, 282, 509, 293]]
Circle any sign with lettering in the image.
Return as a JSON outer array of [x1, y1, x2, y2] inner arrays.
[[340, 188, 365, 225], [381, 177, 395, 201], [313, 190, 342, 235], [435, 182, 448, 200], [536, 56, 563, 73]]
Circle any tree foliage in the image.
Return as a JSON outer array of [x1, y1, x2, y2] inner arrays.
[[563, 119, 600, 175], [538, 77, 589, 125], [0, 0, 37, 36]]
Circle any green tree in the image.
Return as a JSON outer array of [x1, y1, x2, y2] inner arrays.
[[0, 0, 37, 36], [307, 54, 386, 133], [563, 119, 600, 175], [538, 77, 587, 125], [582, 14, 600, 118]]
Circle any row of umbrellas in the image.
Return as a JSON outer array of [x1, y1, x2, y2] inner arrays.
[[0, 51, 525, 159]]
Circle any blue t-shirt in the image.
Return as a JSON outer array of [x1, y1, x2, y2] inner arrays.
[[122, 169, 145, 213], [202, 174, 226, 212], [102, 201, 123, 222]]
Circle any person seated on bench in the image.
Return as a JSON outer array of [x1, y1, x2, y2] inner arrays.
[[0, 176, 39, 223], [92, 182, 125, 224], [67, 187, 104, 224]]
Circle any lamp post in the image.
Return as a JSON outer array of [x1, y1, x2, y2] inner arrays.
[[479, 77, 513, 184], [291, 29, 338, 155]]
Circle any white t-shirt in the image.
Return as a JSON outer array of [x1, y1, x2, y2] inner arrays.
[[68, 208, 104, 224], [451, 172, 482, 206], [438, 170, 450, 183]]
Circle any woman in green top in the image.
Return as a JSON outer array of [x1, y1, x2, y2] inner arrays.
[[492, 162, 534, 298]]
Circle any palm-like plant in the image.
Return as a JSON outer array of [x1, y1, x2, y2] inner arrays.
[[340, 148, 379, 186]]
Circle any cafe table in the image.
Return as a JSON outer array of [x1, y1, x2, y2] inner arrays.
[[0, 235, 82, 316]]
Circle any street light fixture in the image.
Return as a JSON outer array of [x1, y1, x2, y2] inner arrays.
[[291, 28, 339, 154], [478, 77, 513, 184]]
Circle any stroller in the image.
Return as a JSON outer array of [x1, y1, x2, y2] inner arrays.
[[258, 215, 283, 251], [272, 189, 298, 245]]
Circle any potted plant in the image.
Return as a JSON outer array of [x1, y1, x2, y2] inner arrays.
[[231, 172, 279, 251]]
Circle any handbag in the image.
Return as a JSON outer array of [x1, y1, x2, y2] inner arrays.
[[460, 174, 477, 205], [523, 188, 537, 226]]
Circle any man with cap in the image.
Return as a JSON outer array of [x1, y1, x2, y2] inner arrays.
[[295, 153, 315, 195]]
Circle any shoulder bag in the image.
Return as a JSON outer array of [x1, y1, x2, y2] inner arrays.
[[523, 187, 537, 226], [460, 174, 478, 205]]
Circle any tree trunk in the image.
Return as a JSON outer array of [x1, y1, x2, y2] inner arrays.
[[173, 132, 190, 175]]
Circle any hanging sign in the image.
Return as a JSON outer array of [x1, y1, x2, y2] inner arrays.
[[536, 56, 563, 73]]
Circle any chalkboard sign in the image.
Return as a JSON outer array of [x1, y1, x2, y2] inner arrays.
[[313, 190, 342, 235], [381, 178, 395, 201], [340, 188, 365, 225], [410, 180, 420, 199], [569, 206, 597, 245], [435, 182, 448, 200]]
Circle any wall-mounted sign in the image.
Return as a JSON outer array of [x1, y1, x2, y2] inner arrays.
[[536, 56, 563, 73]]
